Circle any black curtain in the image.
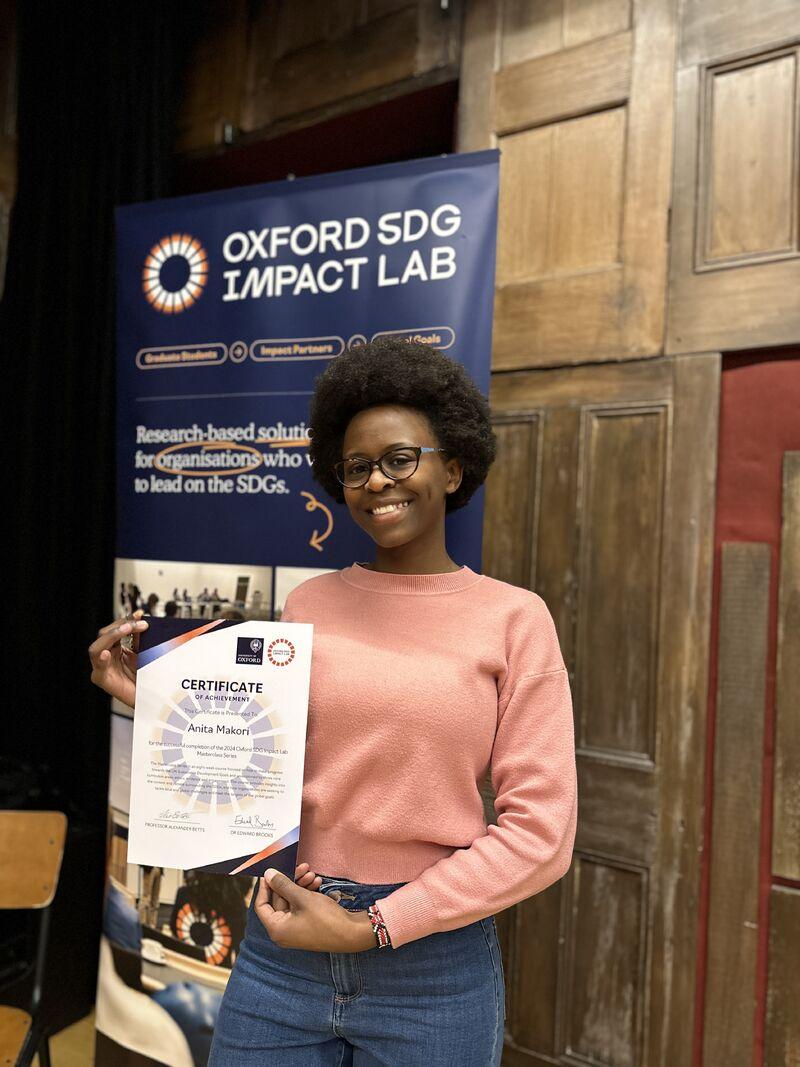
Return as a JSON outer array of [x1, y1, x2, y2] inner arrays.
[[2, 3, 193, 824]]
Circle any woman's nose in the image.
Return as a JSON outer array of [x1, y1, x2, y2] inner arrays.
[[366, 464, 393, 491]]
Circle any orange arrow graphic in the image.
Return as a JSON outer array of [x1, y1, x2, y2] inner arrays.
[[300, 491, 334, 552]]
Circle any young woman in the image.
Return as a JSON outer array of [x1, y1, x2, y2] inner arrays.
[[89, 339, 578, 1066]]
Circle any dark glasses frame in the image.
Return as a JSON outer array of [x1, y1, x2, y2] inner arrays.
[[333, 446, 447, 488]]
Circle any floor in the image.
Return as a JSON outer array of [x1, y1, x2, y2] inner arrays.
[[33, 1011, 95, 1067]]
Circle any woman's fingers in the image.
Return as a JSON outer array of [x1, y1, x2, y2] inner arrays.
[[294, 862, 323, 891], [90, 622, 132, 652], [254, 876, 273, 917], [97, 610, 147, 639], [97, 613, 137, 636], [89, 615, 145, 709], [88, 619, 148, 665]]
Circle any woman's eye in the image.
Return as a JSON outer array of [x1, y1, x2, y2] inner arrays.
[[347, 462, 368, 476], [388, 454, 415, 468]]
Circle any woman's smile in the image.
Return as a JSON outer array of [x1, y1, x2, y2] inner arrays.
[[366, 499, 413, 521]]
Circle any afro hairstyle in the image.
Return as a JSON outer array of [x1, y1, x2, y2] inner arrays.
[[307, 338, 497, 513]]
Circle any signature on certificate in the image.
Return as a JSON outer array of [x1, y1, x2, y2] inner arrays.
[[233, 814, 273, 829], [157, 809, 195, 822]]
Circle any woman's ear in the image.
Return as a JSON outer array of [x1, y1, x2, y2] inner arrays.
[[445, 458, 464, 495]]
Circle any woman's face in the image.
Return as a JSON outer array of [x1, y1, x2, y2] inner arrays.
[[341, 404, 462, 549]]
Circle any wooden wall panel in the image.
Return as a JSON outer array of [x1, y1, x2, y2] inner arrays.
[[565, 856, 647, 1066], [482, 415, 541, 589], [495, 30, 632, 132], [535, 405, 581, 670], [496, 126, 552, 282], [548, 109, 625, 272], [576, 760, 657, 866], [766, 885, 800, 1067], [493, 267, 625, 364], [703, 542, 771, 1067], [772, 451, 800, 879], [458, 0, 499, 153], [500, 0, 562, 67], [564, 0, 631, 50], [648, 353, 719, 1067], [679, 0, 799, 67], [508, 882, 563, 1054], [266, 7, 420, 123], [500, 0, 632, 66], [498, 108, 626, 283], [177, 0, 460, 153], [481, 0, 678, 368], [701, 52, 798, 266], [667, 10, 800, 352], [577, 407, 666, 760]]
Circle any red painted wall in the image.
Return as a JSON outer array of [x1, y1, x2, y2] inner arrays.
[[694, 348, 800, 1066]]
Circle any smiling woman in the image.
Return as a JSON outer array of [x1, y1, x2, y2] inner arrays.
[[89, 339, 577, 1067]]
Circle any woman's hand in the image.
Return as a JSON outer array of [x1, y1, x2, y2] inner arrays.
[[294, 862, 323, 891], [88, 610, 149, 709], [257, 869, 375, 953]]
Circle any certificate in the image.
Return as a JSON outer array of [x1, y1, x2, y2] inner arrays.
[[127, 617, 313, 877]]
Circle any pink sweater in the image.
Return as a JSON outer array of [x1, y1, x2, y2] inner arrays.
[[282, 562, 578, 950]]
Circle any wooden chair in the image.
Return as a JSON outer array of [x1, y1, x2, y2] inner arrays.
[[0, 811, 67, 1067]]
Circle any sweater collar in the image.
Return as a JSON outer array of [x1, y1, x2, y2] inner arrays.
[[339, 562, 483, 595]]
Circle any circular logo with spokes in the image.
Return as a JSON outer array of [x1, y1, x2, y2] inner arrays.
[[142, 233, 208, 314], [268, 638, 295, 667]]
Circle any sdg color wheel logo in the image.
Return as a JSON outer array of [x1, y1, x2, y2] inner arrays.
[[142, 233, 208, 314]]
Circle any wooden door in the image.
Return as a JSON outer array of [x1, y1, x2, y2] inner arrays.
[[459, 0, 678, 368], [480, 354, 718, 1066]]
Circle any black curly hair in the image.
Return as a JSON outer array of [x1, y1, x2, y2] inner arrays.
[[307, 338, 496, 513]]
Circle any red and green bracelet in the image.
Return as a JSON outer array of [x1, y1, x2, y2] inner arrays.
[[367, 903, 392, 948]]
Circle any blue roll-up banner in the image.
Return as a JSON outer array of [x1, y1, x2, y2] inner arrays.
[[117, 150, 499, 572], [96, 151, 498, 1066]]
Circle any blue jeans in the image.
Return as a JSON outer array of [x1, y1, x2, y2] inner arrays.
[[208, 874, 506, 1065]]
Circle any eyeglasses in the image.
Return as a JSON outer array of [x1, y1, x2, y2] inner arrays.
[[333, 446, 447, 489]]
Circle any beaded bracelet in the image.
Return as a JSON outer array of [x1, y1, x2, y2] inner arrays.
[[367, 903, 392, 948]]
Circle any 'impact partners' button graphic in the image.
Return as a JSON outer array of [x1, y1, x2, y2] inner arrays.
[[249, 336, 344, 361]]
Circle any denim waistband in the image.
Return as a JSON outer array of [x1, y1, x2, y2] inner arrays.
[[316, 873, 409, 907], [317, 873, 409, 889]]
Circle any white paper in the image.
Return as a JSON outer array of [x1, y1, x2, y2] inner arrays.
[[127, 619, 312, 876]]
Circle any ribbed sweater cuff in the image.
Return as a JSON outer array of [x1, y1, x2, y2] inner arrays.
[[372, 880, 439, 950]]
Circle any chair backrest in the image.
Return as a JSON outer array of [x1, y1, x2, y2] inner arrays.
[[0, 810, 67, 908]]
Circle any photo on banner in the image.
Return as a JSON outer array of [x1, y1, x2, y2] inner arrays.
[[97, 149, 499, 1065]]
